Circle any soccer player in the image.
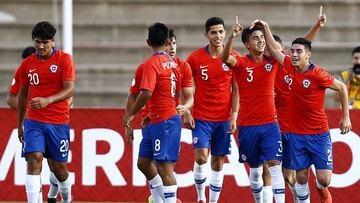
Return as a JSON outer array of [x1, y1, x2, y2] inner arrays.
[[122, 23, 193, 203], [262, 11, 327, 203], [258, 19, 352, 203], [185, 17, 239, 203], [17, 21, 75, 203], [7, 46, 62, 203], [125, 29, 193, 203], [339, 46, 360, 109], [221, 17, 285, 203]]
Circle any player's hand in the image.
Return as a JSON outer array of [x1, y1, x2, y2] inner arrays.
[[141, 115, 150, 128], [250, 19, 267, 30], [29, 97, 51, 109], [340, 116, 351, 134], [230, 16, 244, 38], [176, 105, 185, 115], [317, 6, 326, 27], [184, 111, 195, 129], [122, 113, 134, 128], [125, 126, 134, 144], [227, 116, 237, 134], [18, 125, 24, 143]]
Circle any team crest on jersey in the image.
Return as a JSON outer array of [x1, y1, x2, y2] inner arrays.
[[302, 79, 311, 88], [222, 63, 230, 71], [241, 154, 247, 161], [264, 63, 273, 72], [49, 64, 58, 73], [193, 137, 199, 144]]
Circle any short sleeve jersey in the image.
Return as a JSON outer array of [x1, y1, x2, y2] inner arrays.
[[8, 66, 23, 95], [284, 56, 334, 134], [186, 46, 239, 122], [19, 50, 76, 124], [130, 63, 150, 118], [140, 53, 181, 123], [274, 63, 292, 133], [234, 55, 280, 126]]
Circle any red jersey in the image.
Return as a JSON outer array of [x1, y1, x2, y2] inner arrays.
[[140, 53, 181, 123], [130, 63, 150, 119], [274, 63, 292, 133], [234, 55, 280, 126], [19, 50, 76, 124], [8, 67, 22, 95], [186, 46, 239, 122], [284, 56, 334, 134]]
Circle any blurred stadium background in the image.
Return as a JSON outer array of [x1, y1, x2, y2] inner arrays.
[[1, 0, 360, 203], [1, 0, 359, 108]]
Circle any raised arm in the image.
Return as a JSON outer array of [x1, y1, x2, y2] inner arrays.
[[329, 78, 352, 134], [221, 16, 243, 67], [304, 6, 326, 41], [253, 20, 285, 65]]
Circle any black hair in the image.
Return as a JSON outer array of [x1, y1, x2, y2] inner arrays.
[[273, 34, 283, 45], [21, 46, 36, 59], [32, 21, 56, 40], [291, 37, 312, 51], [169, 29, 176, 40], [241, 25, 263, 45], [352, 46, 360, 56], [148, 22, 169, 47], [205, 17, 224, 33]]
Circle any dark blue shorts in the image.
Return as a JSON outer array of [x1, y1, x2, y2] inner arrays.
[[23, 119, 70, 162]]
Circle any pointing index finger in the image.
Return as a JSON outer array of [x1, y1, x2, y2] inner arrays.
[[235, 16, 239, 24], [319, 5, 323, 17]]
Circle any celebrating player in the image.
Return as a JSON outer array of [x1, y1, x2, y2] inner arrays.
[[258, 19, 351, 203]]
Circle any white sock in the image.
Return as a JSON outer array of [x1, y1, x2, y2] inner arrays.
[[209, 170, 224, 203], [48, 172, 59, 199], [288, 183, 299, 203], [194, 162, 207, 202], [268, 165, 285, 203], [263, 186, 273, 203], [149, 174, 164, 203], [38, 183, 43, 203], [26, 175, 41, 203], [163, 185, 177, 203], [249, 167, 264, 203], [58, 176, 72, 203], [295, 182, 310, 203]]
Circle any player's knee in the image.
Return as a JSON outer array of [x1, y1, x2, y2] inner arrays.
[[52, 163, 69, 182], [250, 167, 263, 181], [296, 174, 308, 185], [211, 156, 224, 171], [317, 177, 331, 188], [284, 170, 296, 185], [195, 156, 207, 165]]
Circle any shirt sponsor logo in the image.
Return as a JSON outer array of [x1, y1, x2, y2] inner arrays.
[[199, 65, 208, 69], [29, 69, 37, 73], [49, 64, 58, 73]]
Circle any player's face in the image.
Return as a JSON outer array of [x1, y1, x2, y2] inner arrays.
[[352, 52, 360, 65], [33, 38, 54, 59], [246, 30, 265, 53], [166, 37, 177, 58], [290, 44, 311, 67], [205, 24, 225, 48]]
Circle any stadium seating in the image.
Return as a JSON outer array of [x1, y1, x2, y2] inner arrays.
[[0, 0, 359, 107]]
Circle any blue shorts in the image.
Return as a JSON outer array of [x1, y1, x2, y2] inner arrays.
[[22, 119, 70, 162], [148, 115, 182, 163], [288, 131, 333, 170], [282, 133, 292, 169], [138, 124, 153, 159], [238, 122, 282, 167], [192, 119, 231, 155]]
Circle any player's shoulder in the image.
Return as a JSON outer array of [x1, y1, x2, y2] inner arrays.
[[188, 47, 206, 59], [340, 69, 350, 80]]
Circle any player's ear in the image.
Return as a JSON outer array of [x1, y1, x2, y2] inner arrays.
[[146, 39, 151, 47], [306, 51, 311, 60]]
